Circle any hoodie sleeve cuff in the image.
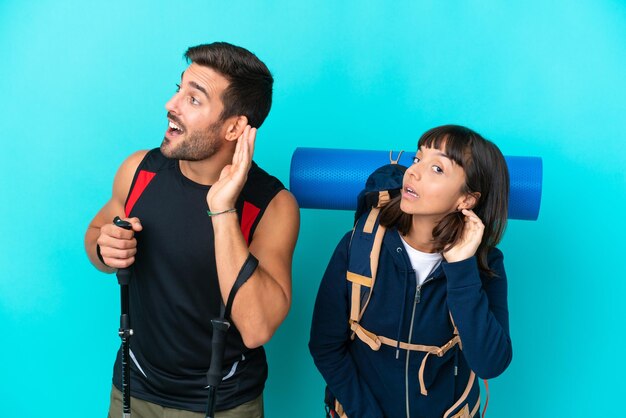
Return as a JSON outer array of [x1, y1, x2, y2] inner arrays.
[[442, 256, 482, 289]]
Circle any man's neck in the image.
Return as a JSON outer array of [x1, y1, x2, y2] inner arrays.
[[178, 151, 233, 186]]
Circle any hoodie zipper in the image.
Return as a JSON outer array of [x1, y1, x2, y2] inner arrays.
[[404, 274, 436, 418], [414, 276, 431, 304]]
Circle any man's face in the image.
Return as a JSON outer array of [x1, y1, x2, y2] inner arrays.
[[161, 63, 230, 161]]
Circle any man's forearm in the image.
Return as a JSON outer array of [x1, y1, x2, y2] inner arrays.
[[211, 212, 290, 348]]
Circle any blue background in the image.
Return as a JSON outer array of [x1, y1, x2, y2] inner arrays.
[[1, 1, 625, 416]]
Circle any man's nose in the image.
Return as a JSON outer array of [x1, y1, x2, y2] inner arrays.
[[165, 93, 181, 113]]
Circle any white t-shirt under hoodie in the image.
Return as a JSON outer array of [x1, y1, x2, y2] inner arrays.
[[399, 235, 443, 286]]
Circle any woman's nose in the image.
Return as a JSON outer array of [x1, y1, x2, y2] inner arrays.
[[407, 164, 421, 180]]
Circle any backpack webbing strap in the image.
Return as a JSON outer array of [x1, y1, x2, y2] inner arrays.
[[377, 190, 391, 207], [368, 224, 385, 284], [449, 313, 462, 349], [349, 321, 462, 396], [346, 272, 372, 328], [481, 380, 489, 418], [334, 400, 348, 418], [346, 223, 386, 337], [472, 396, 480, 418], [363, 207, 379, 234], [349, 281, 362, 330], [443, 370, 477, 418], [363, 193, 391, 234], [449, 404, 470, 418], [447, 311, 489, 417], [346, 272, 372, 287]]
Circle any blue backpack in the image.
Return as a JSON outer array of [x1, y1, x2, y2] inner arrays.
[[353, 151, 407, 224], [325, 152, 409, 418]]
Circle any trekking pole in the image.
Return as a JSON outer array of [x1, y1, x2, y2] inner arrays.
[[205, 318, 230, 418], [113, 216, 133, 418]]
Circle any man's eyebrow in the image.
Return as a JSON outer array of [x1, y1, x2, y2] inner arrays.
[[188, 81, 209, 98]]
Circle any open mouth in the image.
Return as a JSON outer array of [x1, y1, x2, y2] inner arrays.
[[404, 185, 419, 198], [167, 119, 185, 136]]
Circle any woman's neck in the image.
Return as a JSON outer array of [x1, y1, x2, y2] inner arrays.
[[403, 216, 439, 253]]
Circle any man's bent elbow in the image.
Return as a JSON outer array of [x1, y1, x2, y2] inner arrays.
[[241, 324, 275, 349], [237, 286, 291, 348], [240, 307, 290, 349]]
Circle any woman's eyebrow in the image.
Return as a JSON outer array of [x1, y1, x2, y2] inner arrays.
[[435, 151, 452, 160]]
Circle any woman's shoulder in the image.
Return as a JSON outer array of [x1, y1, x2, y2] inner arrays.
[[488, 246, 504, 261], [484, 246, 506, 281], [487, 247, 504, 259]]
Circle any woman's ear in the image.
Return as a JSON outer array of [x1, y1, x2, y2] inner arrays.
[[457, 192, 481, 211], [224, 115, 249, 142]]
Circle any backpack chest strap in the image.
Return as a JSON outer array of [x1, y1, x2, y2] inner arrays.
[[349, 320, 461, 396]]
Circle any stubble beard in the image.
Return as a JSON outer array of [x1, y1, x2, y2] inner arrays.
[[161, 121, 224, 161]]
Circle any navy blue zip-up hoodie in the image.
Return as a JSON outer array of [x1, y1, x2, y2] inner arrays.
[[309, 228, 512, 418]]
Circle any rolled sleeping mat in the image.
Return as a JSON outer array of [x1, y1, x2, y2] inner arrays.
[[289, 147, 542, 221]]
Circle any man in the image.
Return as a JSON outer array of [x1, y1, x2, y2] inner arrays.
[[85, 42, 300, 417]]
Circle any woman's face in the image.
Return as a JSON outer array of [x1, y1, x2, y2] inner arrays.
[[400, 146, 470, 220]]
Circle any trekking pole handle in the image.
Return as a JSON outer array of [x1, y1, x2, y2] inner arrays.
[[207, 319, 230, 386], [205, 318, 231, 418], [113, 216, 133, 286]]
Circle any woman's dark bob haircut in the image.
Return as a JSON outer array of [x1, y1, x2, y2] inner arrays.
[[379, 125, 510, 275]]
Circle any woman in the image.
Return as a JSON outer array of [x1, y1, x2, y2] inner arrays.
[[309, 125, 512, 418]]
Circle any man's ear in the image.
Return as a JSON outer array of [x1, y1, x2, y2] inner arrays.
[[458, 192, 481, 210], [224, 115, 249, 142]]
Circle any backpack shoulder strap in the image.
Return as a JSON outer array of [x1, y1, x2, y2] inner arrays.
[[346, 207, 386, 330]]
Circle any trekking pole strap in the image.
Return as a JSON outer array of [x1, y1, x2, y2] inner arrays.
[[223, 253, 259, 320]]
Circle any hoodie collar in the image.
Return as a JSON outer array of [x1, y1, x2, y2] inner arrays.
[[383, 228, 445, 280]]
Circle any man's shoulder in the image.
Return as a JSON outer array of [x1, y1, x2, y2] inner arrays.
[[244, 161, 286, 199], [124, 148, 177, 177], [248, 161, 283, 183], [135, 148, 175, 172]]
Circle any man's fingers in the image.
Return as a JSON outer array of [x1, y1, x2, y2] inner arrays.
[[100, 245, 137, 259], [98, 232, 137, 249], [104, 256, 136, 269], [126, 217, 143, 232], [102, 223, 135, 239], [234, 132, 243, 165], [247, 127, 257, 156], [98, 227, 135, 244], [239, 126, 255, 175], [99, 242, 137, 268]]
